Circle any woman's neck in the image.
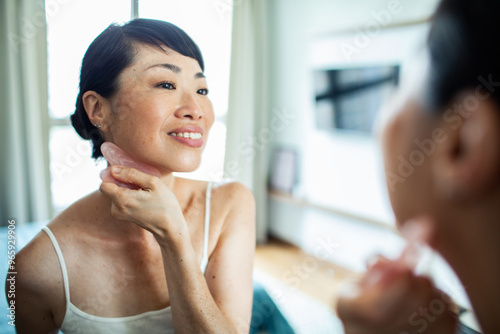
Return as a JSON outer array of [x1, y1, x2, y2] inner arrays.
[[435, 206, 500, 334], [160, 171, 177, 189]]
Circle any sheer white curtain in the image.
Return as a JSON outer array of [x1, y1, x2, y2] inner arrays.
[[0, 0, 52, 225], [224, 0, 271, 243]]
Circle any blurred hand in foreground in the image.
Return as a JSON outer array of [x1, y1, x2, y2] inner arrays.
[[336, 218, 458, 334]]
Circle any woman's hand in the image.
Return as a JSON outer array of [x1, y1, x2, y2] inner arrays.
[[336, 258, 458, 334], [99, 165, 187, 242]]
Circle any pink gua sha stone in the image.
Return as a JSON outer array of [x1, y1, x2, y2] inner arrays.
[[398, 218, 432, 271], [100, 142, 161, 189]]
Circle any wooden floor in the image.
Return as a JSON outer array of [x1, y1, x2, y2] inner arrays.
[[254, 237, 359, 309]]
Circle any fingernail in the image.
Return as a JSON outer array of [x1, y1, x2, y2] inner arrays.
[[112, 166, 122, 174]]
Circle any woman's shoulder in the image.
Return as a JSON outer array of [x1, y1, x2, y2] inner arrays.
[[48, 190, 106, 231], [175, 177, 254, 204], [13, 220, 67, 315], [15, 191, 99, 276], [210, 180, 255, 227], [212, 180, 254, 205], [16, 190, 90, 273], [176, 177, 255, 223], [18, 191, 104, 269]]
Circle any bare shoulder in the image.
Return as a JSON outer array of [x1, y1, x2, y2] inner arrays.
[[175, 177, 255, 212], [12, 221, 65, 331], [12, 192, 103, 332], [15, 225, 62, 297], [214, 181, 253, 197], [14, 191, 99, 304], [214, 180, 254, 205], [211, 181, 255, 229]]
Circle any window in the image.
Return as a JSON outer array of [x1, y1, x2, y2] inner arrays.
[[46, 0, 233, 214]]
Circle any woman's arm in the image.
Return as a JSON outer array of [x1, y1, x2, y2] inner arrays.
[[8, 235, 61, 334], [100, 167, 256, 333], [161, 182, 255, 333]]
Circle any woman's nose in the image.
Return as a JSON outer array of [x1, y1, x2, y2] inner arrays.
[[174, 92, 203, 120]]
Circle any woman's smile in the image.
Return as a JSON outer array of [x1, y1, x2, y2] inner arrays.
[[168, 125, 204, 148]]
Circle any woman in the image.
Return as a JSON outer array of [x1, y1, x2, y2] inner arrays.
[[11, 19, 255, 333], [337, 0, 500, 333]]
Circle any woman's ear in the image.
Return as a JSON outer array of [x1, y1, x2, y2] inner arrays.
[[432, 91, 500, 201], [82, 91, 111, 130]]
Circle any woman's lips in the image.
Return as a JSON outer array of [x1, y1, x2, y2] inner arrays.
[[167, 132, 203, 148], [168, 126, 204, 148]]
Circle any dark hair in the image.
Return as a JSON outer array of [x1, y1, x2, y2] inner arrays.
[[425, 0, 500, 111], [71, 19, 204, 159]]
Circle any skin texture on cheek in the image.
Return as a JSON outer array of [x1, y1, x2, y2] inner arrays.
[[111, 77, 156, 124], [109, 103, 159, 155], [107, 68, 170, 164]]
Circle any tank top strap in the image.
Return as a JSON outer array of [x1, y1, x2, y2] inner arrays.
[[41, 226, 71, 310], [200, 182, 212, 273]]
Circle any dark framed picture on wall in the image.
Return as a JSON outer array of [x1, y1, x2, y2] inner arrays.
[[312, 65, 400, 134]]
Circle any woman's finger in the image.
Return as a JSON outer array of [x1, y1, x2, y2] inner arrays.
[[100, 181, 130, 206], [110, 165, 157, 190], [100, 166, 136, 189], [100, 181, 141, 221]]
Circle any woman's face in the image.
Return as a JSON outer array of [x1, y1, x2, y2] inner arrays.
[[103, 43, 214, 174], [379, 54, 440, 227]]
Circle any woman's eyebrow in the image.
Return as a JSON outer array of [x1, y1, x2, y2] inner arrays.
[[146, 63, 181, 73], [146, 63, 206, 79]]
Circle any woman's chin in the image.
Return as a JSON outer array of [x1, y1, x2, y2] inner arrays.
[[158, 160, 201, 174], [174, 166, 200, 173]]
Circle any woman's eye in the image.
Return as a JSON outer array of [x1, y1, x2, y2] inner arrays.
[[157, 82, 175, 90], [197, 88, 209, 96]]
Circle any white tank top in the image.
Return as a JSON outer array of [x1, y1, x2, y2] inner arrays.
[[41, 182, 213, 334]]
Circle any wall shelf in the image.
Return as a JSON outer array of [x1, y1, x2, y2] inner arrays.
[[268, 190, 397, 233]]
